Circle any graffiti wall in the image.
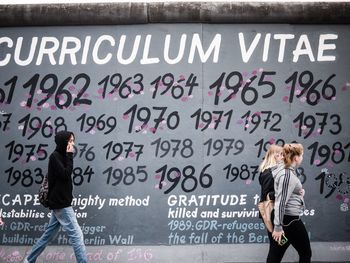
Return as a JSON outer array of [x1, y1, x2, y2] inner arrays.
[[0, 24, 349, 261]]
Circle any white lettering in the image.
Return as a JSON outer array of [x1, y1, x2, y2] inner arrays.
[[0, 37, 13, 66], [293, 34, 315, 62], [239, 32, 261, 63], [59, 37, 81, 65], [36, 37, 59, 65], [164, 34, 186, 64], [140, 34, 160, 64], [117, 35, 141, 65], [274, 34, 295, 62], [317, 34, 337, 61], [188, 33, 221, 63], [92, 35, 115, 65], [14, 37, 38, 66]]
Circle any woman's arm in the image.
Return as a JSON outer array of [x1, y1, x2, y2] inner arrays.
[[273, 169, 297, 232]]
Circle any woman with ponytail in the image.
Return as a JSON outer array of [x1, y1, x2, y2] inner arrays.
[[269, 143, 312, 263]]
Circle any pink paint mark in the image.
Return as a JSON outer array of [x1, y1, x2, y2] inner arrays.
[[37, 150, 45, 156], [237, 119, 244, 125], [69, 85, 76, 91], [314, 159, 321, 165], [50, 105, 57, 110], [344, 198, 349, 204], [246, 179, 252, 185], [122, 114, 129, 120], [326, 162, 335, 168], [336, 195, 344, 201], [268, 138, 276, 144], [181, 97, 189, 102], [97, 88, 104, 94], [282, 96, 289, 102], [208, 91, 213, 96]]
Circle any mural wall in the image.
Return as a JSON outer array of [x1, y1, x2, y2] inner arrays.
[[0, 24, 349, 261]]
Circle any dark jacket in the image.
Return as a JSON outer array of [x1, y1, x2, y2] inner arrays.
[[258, 168, 275, 202], [47, 131, 74, 210]]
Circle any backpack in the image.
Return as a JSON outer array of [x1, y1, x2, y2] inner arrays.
[[38, 174, 49, 208]]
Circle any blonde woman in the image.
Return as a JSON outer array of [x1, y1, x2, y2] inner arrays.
[[259, 144, 284, 204], [270, 143, 312, 263], [258, 144, 283, 262]]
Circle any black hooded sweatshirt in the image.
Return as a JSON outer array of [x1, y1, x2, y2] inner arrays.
[[47, 131, 74, 209]]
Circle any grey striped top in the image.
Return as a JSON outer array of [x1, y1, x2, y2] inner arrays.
[[272, 163, 305, 232]]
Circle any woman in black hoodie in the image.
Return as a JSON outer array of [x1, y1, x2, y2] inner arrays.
[[24, 131, 87, 263]]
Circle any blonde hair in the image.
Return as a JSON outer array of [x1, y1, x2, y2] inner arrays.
[[259, 144, 283, 172], [283, 143, 304, 168]]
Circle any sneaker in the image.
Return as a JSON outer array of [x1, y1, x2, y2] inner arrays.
[[23, 258, 29, 263]]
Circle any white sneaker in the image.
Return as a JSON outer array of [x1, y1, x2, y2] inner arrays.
[[23, 258, 29, 263]]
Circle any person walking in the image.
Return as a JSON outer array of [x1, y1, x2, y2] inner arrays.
[[270, 143, 312, 263], [258, 144, 283, 261], [24, 131, 87, 263]]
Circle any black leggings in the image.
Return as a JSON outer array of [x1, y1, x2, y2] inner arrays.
[[266, 212, 312, 263]]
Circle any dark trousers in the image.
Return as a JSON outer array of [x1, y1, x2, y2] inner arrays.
[[266, 212, 312, 263]]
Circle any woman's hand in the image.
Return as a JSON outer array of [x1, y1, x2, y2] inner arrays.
[[272, 230, 284, 244], [300, 189, 305, 197]]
